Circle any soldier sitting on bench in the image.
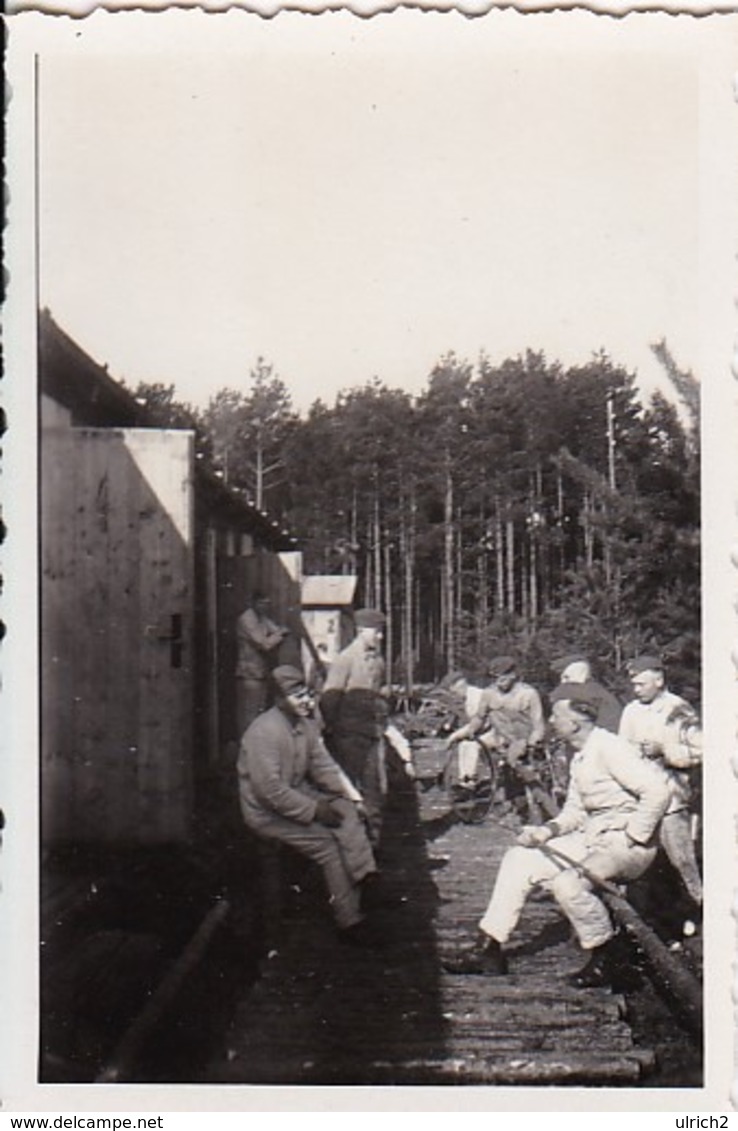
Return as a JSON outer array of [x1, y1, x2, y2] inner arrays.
[[237, 664, 381, 948]]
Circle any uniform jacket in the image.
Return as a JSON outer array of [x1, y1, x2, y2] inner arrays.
[[470, 681, 546, 754], [619, 691, 701, 769], [619, 690, 702, 810], [555, 726, 670, 845], [320, 636, 388, 739], [237, 705, 350, 826], [236, 607, 285, 680]]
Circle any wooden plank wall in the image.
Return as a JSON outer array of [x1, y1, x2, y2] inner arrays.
[[41, 428, 195, 846]]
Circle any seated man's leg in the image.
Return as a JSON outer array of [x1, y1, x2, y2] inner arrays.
[[458, 740, 480, 783], [479, 832, 588, 944], [444, 833, 590, 975], [253, 812, 364, 929], [330, 798, 378, 884], [551, 834, 657, 950]]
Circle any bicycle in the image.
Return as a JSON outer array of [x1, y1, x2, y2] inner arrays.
[[441, 738, 498, 824], [441, 737, 570, 825]]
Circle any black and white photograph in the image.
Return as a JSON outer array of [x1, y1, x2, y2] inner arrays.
[[3, 5, 737, 1112]]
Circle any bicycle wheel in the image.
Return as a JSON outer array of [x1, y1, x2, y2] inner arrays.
[[443, 741, 497, 824]]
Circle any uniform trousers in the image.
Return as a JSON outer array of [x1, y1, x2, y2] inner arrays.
[[480, 828, 657, 951], [660, 810, 703, 905], [330, 732, 387, 848], [240, 796, 375, 929]]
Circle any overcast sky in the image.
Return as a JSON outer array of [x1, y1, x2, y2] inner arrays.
[[36, 12, 724, 415]]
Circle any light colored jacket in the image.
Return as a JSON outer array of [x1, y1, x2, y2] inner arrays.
[[555, 726, 670, 845], [619, 690, 702, 810], [619, 691, 701, 769]]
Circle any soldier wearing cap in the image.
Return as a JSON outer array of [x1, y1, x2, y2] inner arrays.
[[319, 608, 390, 846], [446, 655, 545, 816], [619, 654, 703, 912], [237, 664, 379, 944], [549, 653, 622, 734], [444, 688, 670, 986]]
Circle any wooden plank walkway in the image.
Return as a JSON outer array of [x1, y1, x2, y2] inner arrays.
[[202, 737, 655, 1086]]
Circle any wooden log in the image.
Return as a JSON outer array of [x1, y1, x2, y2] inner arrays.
[[233, 1050, 655, 1086], [536, 842, 703, 1038], [602, 892, 702, 1037], [95, 897, 230, 1083]]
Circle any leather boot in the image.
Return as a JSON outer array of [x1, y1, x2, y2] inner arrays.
[[443, 933, 508, 976], [568, 939, 616, 989]]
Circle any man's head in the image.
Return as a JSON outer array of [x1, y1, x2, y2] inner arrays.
[[488, 655, 518, 693], [354, 608, 386, 648], [449, 674, 469, 698], [252, 590, 271, 615], [272, 665, 315, 718], [549, 693, 599, 746], [627, 654, 666, 704], [551, 653, 592, 685]]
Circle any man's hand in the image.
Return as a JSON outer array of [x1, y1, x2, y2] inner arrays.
[[314, 799, 343, 827], [517, 824, 554, 847], [403, 760, 417, 780]]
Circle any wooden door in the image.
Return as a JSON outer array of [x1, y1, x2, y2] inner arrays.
[[41, 427, 195, 846]]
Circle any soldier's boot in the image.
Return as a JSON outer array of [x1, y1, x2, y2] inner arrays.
[[568, 936, 620, 989], [442, 932, 508, 976]]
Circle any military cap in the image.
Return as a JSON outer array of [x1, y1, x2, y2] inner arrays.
[[272, 665, 308, 695], [354, 608, 387, 629], [555, 683, 600, 721], [488, 655, 518, 677], [550, 652, 589, 674], [627, 654, 665, 676]]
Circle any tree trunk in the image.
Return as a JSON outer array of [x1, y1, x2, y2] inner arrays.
[[444, 460, 455, 673], [477, 505, 489, 642], [384, 535, 393, 684], [495, 500, 504, 614], [373, 488, 382, 610], [365, 513, 373, 608], [255, 425, 264, 510], [583, 490, 594, 568], [529, 531, 538, 620], [349, 487, 358, 577], [506, 517, 515, 614], [402, 484, 416, 696], [455, 511, 463, 624]]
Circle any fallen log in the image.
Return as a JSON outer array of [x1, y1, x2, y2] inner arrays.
[[539, 843, 703, 1038], [95, 897, 230, 1083]]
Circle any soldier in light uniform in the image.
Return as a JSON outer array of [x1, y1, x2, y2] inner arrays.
[[619, 654, 703, 915], [444, 690, 670, 987]]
